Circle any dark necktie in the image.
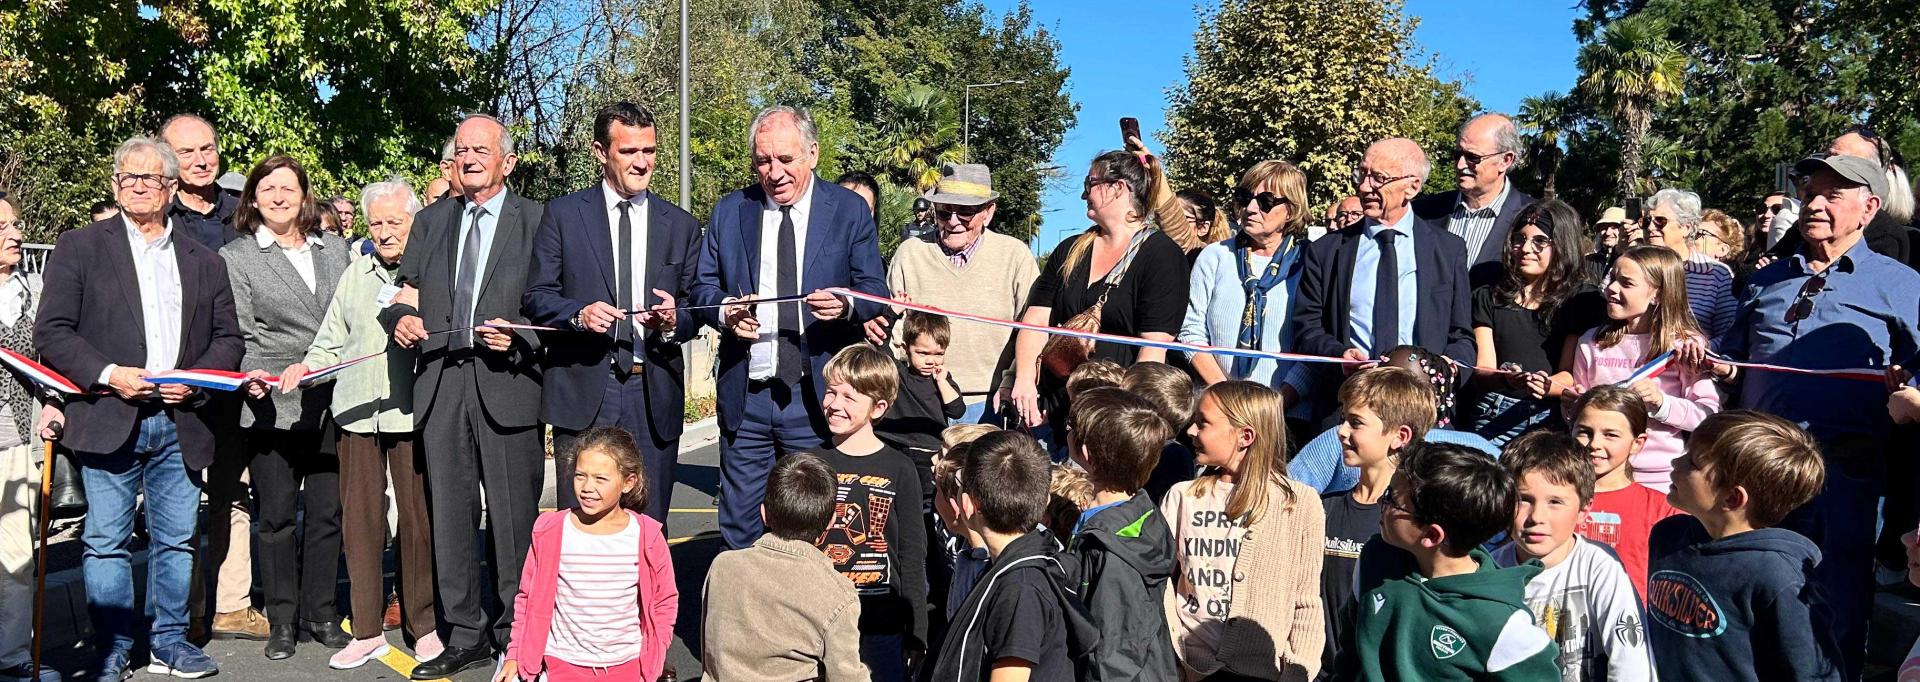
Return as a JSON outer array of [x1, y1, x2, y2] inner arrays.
[[776, 205, 802, 384], [1372, 229, 1400, 354], [614, 199, 636, 376], [450, 204, 486, 350]]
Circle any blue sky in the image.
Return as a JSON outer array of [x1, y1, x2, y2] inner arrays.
[[977, 0, 1584, 253]]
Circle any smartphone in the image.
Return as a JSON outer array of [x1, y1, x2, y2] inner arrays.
[[1120, 117, 1141, 146], [1624, 199, 1642, 222]]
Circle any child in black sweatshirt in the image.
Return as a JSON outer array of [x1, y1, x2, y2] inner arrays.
[[875, 311, 965, 503], [809, 345, 930, 680], [1648, 411, 1841, 682]]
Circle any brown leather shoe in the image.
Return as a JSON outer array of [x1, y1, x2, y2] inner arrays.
[[212, 607, 271, 641], [382, 594, 401, 631]]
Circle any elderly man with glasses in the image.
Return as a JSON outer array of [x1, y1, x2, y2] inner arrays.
[[864, 163, 1039, 426], [1413, 113, 1536, 287], [1704, 153, 1920, 682], [1764, 126, 1915, 267], [34, 137, 244, 680]]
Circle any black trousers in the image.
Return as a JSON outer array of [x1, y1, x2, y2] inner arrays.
[[247, 427, 341, 625], [551, 368, 679, 527], [421, 361, 545, 651]]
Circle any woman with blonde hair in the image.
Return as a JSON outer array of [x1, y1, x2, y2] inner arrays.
[[1178, 161, 1312, 410], [1162, 380, 1323, 681]]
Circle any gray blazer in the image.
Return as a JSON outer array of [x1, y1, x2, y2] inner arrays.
[[222, 231, 352, 430]]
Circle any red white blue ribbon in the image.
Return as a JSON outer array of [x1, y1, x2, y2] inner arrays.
[[1615, 350, 1679, 386], [145, 369, 255, 391], [291, 351, 385, 387], [0, 347, 83, 394], [1705, 351, 1888, 384]]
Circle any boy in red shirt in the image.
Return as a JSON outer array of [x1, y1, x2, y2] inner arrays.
[[1571, 385, 1680, 600]]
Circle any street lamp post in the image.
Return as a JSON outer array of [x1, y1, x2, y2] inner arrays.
[[963, 80, 1025, 163]]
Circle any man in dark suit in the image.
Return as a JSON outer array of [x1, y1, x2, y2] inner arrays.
[[381, 114, 547, 678], [524, 102, 701, 522], [35, 136, 243, 679], [1293, 138, 1475, 405], [1412, 113, 1535, 288], [689, 105, 890, 549]]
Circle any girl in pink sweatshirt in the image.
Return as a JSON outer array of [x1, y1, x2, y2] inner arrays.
[[497, 427, 677, 682], [1551, 245, 1720, 492]]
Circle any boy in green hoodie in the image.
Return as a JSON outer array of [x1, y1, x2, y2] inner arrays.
[[1064, 388, 1179, 682], [1354, 442, 1560, 681]]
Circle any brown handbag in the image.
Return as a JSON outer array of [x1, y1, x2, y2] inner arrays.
[[1039, 229, 1151, 378]]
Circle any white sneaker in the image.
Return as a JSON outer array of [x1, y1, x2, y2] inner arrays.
[[328, 637, 391, 670]]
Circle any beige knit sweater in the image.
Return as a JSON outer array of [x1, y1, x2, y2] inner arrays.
[[1162, 476, 1326, 681], [884, 230, 1040, 400]]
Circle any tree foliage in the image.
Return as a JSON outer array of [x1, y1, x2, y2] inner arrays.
[[1160, 0, 1478, 215]]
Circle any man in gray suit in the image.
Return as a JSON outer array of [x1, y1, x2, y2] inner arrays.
[[381, 114, 546, 679]]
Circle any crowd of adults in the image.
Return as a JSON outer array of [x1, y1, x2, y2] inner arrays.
[[0, 99, 1917, 682]]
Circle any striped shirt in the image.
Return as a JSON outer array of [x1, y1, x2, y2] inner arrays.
[[545, 518, 644, 668], [1447, 179, 1513, 263], [1683, 251, 1739, 345]]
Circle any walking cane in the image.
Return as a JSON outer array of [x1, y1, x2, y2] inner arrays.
[[32, 420, 62, 681]]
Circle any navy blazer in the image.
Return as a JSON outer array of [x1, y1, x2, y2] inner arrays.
[[523, 186, 702, 437], [1290, 217, 1476, 367], [33, 218, 244, 468], [1412, 185, 1536, 288], [687, 178, 889, 432]]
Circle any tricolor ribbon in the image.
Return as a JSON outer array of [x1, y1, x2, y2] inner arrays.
[[1616, 350, 1679, 386], [425, 321, 560, 336], [1705, 351, 1888, 384], [144, 351, 390, 392], [0, 348, 83, 394]]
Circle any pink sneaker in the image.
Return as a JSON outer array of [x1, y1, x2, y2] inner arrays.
[[328, 637, 390, 670], [413, 631, 445, 663]]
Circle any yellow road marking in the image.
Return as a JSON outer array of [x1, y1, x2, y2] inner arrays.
[[342, 617, 447, 681]]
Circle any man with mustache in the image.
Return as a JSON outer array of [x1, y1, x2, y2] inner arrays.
[[524, 101, 702, 524], [689, 105, 890, 550], [1413, 113, 1535, 288]]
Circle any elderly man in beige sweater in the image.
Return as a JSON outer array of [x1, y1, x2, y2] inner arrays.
[[865, 163, 1040, 424]]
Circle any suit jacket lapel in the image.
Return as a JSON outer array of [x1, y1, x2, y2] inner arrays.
[[801, 176, 833, 293], [313, 238, 343, 311], [477, 191, 520, 301], [1413, 225, 1443, 346], [174, 239, 201, 367], [104, 221, 147, 341], [440, 198, 466, 312], [587, 187, 617, 300], [645, 191, 672, 309], [1333, 230, 1361, 338], [740, 189, 763, 294], [257, 238, 323, 319]]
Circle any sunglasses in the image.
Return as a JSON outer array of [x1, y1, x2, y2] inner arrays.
[[1786, 271, 1829, 325], [1232, 188, 1289, 213], [1508, 234, 1553, 251], [1453, 148, 1507, 166], [933, 205, 987, 223]]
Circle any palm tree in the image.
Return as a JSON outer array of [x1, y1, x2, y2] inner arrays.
[[1517, 91, 1573, 198], [877, 84, 963, 191], [1576, 14, 1687, 200]]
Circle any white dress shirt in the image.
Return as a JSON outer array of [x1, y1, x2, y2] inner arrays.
[[1347, 210, 1419, 356], [604, 181, 651, 365], [256, 227, 317, 293], [99, 217, 184, 386], [456, 189, 508, 329], [748, 178, 813, 381]]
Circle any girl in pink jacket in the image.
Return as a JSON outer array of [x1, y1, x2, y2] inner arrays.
[[497, 427, 678, 682]]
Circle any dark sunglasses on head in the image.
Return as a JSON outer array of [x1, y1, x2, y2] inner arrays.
[[1786, 271, 1830, 324], [1232, 187, 1289, 213]]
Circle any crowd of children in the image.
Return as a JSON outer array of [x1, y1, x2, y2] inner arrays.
[[494, 296, 1857, 682]]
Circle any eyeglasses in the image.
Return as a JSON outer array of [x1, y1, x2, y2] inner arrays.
[[1353, 171, 1417, 189], [933, 205, 987, 223], [1786, 271, 1829, 324], [114, 173, 173, 190], [1508, 234, 1553, 251], [1453, 148, 1508, 166], [1082, 177, 1120, 191], [1231, 187, 1289, 213], [1335, 210, 1365, 222]]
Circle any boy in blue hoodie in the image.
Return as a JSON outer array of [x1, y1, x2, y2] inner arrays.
[[1648, 410, 1841, 682], [1353, 442, 1560, 681], [1063, 388, 1178, 682]]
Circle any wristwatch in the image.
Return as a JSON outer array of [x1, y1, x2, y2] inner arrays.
[[570, 309, 587, 331]]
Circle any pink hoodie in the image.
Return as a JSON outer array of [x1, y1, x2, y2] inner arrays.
[[506, 509, 677, 681]]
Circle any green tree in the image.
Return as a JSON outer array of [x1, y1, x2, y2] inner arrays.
[[1576, 13, 1687, 200], [1517, 91, 1574, 198], [864, 84, 964, 192], [1159, 0, 1478, 215]]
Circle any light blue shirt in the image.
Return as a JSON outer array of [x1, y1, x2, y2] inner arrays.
[[456, 189, 507, 333], [1347, 210, 1418, 356], [1179, 239, 1311, 414]]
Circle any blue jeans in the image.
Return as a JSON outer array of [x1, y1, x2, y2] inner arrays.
[[954, 400, 988, 426], [1465, 392, 1557, 448], [80, 411, 200, 655]]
